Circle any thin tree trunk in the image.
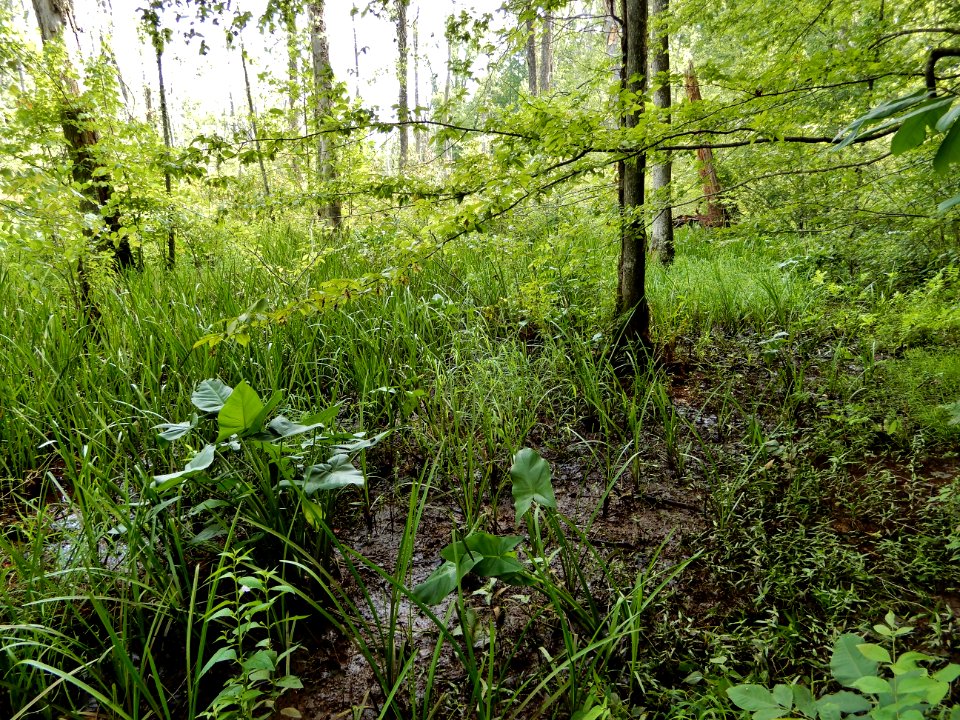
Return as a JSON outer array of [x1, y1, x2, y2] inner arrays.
[[156, 42, 175, 268], [240, 44, 271, 199], [352, 19, 361, 99], [538, 13, 553, 94], [443, 39, 453, 164], [413, 8, 424, 163], [616, 0, 650, 346], [525, 16, 538, 94], [396, 0, 409, 169], [283, 6, 302, 183], [684, 60, 729, 228], [309, 0, 342, 227], [649, 0, 673, 263], [32, 0, 134, 273]]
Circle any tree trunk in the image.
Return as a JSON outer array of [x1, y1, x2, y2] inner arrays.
[[283, 5, 302, 183], [649, 0, 673, 263], [396, 0, 409, 169], [525, 16, 537, 94], [413, 8, 424, 163], [443, 39, 453, 164], [31, 0, 135, 272], [240, 45, 271, 200], [156, 42, 175, 268], [616, 0, 650, 346], [538, 13, 553, 94], [684, 60, 729, 228], [309, 0, 342, 228]]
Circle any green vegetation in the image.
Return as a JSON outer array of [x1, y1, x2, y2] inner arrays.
[[0, 0, 959, 718]]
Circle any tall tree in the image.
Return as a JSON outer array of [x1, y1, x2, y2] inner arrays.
[[413, 7, 424, 162], [31, 0, 135, 271], [616, 0, 650, 346], [649, 0, 673, 263], [396, 0, 409, 169], [684, 60, 729, 228], [240, 43, 271, 199], [141, 6, 176, 267], [538, 12, 553, 94], [308, 0, 342, 227], [525, 15, 537, 94]]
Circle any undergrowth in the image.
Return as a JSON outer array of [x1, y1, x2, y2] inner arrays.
[[0, 213, 958, 718]]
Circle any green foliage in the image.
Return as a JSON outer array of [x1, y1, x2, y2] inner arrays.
[[199, 552, 303, 720], [727, 614, 960, 720]]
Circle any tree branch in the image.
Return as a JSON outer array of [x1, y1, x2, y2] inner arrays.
[[926, 48, 960, 95]]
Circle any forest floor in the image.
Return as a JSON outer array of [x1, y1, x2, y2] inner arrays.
[[1, 223, 958, 719]]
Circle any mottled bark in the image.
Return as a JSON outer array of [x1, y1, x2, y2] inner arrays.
[[309, 0, 341, 227], [649, 0, 673, 263], [684, 60, 729, 228], [396, 0, 409, 169], [413, 8, 424, 162], [538, 13, 553, 94], [32, 0, 134, 271], [525, 16, 537, 94], [616, 0, 650, 346]]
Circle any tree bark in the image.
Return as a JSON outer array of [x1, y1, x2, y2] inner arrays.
[[396, 0, 409, 169], [282, 5, 302, 183], [616, 0, 650, 346], [308, 0, 342, 227], [538, 13, 553, 94], [240, 44, 271, 200], [31, 0, 135, 272], [155, 41, 175, 268], [525, 16, 537, 94], [649, 0, 673, 263], [413, 8, 424, 162], [684, 60, 729, 228]]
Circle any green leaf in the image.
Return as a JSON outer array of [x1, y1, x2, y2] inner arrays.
[[440, 533, 527, 579], [510, 447, 556, 521], [199, 646, 237, 679], [772, 684, 793, 710], [831, 634, 878, 687], [154, 413, 198, 443], [726, 685, 781, 713], [193, 378, 233, 413], [334, 429, 391, 453], [890, 652, 930, 675], [938, 194, 960, 214], [836, 90, 927, 149], [936, 103, 960, 133], [302, 454, 364, 493], [301, 499, 324, 528], [242, 649, 277, 673], [934, 119, 960, 174], [792, 685, 817, 718], [816, 701, 841, 720], [857, 643, 891, 663], [268, 415, 326, 438], [151, 444, 216, 492], [216, 380, 264, 440], [891, 114, 928, 155], [250, 390, 283, 436], [933, 664, 960, 683], [851, 676, 890, 694], [412, 556, 481, 605], [817, 691, 871, 714]]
